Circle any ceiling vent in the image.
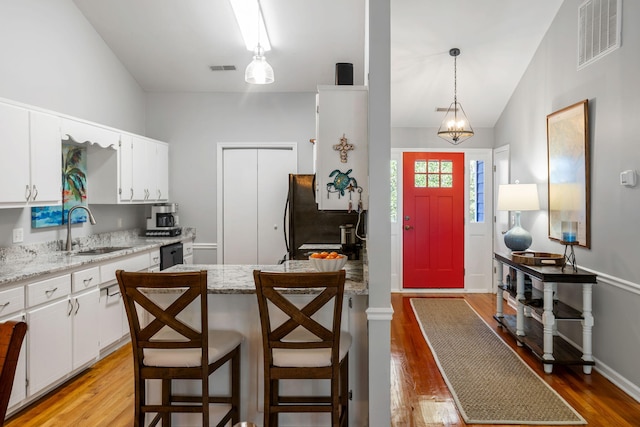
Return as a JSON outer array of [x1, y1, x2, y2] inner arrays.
[[577, 0, 621, 69], [209, 65, 237, 71]]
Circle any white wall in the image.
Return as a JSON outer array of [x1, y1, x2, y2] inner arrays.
[[0, 0, 148, 247], [145, 92, 316, 262], [494, 0, 640, 397]]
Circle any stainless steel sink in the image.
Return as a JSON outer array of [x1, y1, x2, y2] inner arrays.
[[74, 246, 132, 255]]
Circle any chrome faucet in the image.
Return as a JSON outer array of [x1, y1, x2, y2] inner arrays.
[[65, 205, 97, 252]]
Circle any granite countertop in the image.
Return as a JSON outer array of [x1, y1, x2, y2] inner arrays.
[[0, 228, 195, 287], [166, 260, 367, 295]]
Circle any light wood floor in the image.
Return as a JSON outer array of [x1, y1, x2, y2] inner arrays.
[[5, 293, 640, 426]]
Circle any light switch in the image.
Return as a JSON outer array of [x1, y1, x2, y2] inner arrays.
[[13, 228, 24, 243], [620, 170, 637, 187]]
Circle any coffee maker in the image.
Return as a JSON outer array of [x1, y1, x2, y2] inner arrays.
[[145, 203, 182, 236], [340, 223, 359, 260]]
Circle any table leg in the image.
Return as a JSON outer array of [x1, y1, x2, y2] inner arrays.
[[516, 270, 525, 344], [495, 260, 504, 318], [582, 282, 594, 374], [542, 281, 556, 373]]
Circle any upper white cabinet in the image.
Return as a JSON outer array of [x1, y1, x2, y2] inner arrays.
[[30, 111, 64, 206], [131, 136, 169, 203], [314, 86, 368, 211], [0, 103, 62, 208], [88, 134, 169, 204]]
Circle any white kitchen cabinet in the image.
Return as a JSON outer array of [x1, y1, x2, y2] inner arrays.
[[87, 133, 169, 204], [99, 284, 126, 351], [71, 268, 100, 370], [28, 111, 63, 206], [0, 103, 61, 208], [132, 136, 169, 202], [71, 288, 99, 369], [26, 274, 73, 397], [314, 86, 368, 211]]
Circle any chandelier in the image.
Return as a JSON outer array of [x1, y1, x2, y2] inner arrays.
[[437, 48, 474, 145]]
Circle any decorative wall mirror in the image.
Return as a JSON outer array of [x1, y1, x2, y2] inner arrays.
[[546, 99, 590, 248]]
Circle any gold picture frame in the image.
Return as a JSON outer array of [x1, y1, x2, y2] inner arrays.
[[546, 99, 590, 248]]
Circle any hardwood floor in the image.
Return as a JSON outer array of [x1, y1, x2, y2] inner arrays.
[[391, 293, 640, 427], [5, 293, 640, 426]]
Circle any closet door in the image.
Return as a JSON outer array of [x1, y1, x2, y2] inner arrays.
[[221, 145, 297, 264], [223, 148, 258, 264], [257, 148, 297, 264]]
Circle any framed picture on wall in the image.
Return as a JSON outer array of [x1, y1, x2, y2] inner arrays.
[[546, 99, 590, 248]]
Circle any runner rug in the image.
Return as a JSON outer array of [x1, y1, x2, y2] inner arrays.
[[410, 298, 586, 425]]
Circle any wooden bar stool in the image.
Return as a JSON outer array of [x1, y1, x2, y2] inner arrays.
[[253, 270, 350, 427], [116, 270, 243, 427], [0, 321, 27, 426]]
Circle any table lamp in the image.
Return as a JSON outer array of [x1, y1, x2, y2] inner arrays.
[[497, 183, 540, 251]]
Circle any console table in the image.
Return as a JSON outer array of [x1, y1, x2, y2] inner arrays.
[[493, 252, 597, 374]]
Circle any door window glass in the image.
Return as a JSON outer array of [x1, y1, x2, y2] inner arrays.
[[469, 160, 485, 222]]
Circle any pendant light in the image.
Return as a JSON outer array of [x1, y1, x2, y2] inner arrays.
[[244, 0, 273, 84], [437, 48, 473, 145]]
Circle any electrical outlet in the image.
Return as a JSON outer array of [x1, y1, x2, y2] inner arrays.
[[13, 228, 24, 243], [117, 218, 123, 228]]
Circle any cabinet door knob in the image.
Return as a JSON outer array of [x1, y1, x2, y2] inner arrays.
[[32, 185, 38, 200], [25, 184, 31, 201], [404, 225, 413, 230]]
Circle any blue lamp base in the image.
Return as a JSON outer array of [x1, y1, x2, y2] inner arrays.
[[503, 211, 532, 251]]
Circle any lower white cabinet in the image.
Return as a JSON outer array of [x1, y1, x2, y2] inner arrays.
[[27, 295, 73, 396], [71, 288, 99, 370], [26, 271, 100, 398], [99, 284, 125, 351]]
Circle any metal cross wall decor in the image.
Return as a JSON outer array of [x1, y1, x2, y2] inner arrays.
[[333, 133, 354, 163]]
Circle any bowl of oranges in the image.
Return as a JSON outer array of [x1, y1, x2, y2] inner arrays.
[[308, 251, 347, 272]]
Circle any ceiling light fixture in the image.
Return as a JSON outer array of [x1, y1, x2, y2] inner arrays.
[[229, 0, 274, 84], [437, 48, 474, 145]]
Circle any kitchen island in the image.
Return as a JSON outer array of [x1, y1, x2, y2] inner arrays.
[[158, 260, 369, 426]]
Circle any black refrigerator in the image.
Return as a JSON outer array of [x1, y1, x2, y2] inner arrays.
[[286, 174, 365, 260]]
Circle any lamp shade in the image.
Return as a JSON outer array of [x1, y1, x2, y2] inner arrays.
[[497, 184, 540, 211]]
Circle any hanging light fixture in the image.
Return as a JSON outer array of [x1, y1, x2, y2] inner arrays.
[[240, 0, 273, 85], [437, 48, 473, 145], [245, 43, 274, 84]]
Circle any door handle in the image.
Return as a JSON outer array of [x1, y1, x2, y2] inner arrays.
[[404, 225, 413, 230]]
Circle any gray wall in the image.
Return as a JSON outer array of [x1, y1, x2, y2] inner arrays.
[[494, 0, 640, 393], [145, 91, 316, 261], [0, 0, 147, 247]]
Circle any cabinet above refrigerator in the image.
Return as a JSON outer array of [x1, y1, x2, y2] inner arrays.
[[314, 85, 368, 211]]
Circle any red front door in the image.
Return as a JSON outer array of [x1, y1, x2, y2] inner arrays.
[[402, 152, 464, 288]]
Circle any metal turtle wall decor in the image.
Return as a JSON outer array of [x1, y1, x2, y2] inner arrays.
[[327, 169, 359, 197]]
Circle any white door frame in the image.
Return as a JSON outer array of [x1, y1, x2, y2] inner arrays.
[[216, 142, 298, 264], [493, 144, 511, 292], [391, 147, 494, 293]]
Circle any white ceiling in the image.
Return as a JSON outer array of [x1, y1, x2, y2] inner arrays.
[[72, 0, 564, 129]]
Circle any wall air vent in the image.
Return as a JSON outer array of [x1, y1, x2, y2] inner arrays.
[[209, 65, 237, 71], [578, 0, 621, 70]]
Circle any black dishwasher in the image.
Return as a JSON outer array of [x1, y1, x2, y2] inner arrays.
[[160, 242, 183, 270]]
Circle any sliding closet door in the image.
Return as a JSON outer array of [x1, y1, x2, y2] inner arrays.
[[221, 144, 297, 264]]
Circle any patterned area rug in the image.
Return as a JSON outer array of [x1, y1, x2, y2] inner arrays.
[[410, 298, 586, 425]]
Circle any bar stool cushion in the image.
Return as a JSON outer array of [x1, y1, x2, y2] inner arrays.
[[144, 330, 244, 368], [273, 329, 352, 368]]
